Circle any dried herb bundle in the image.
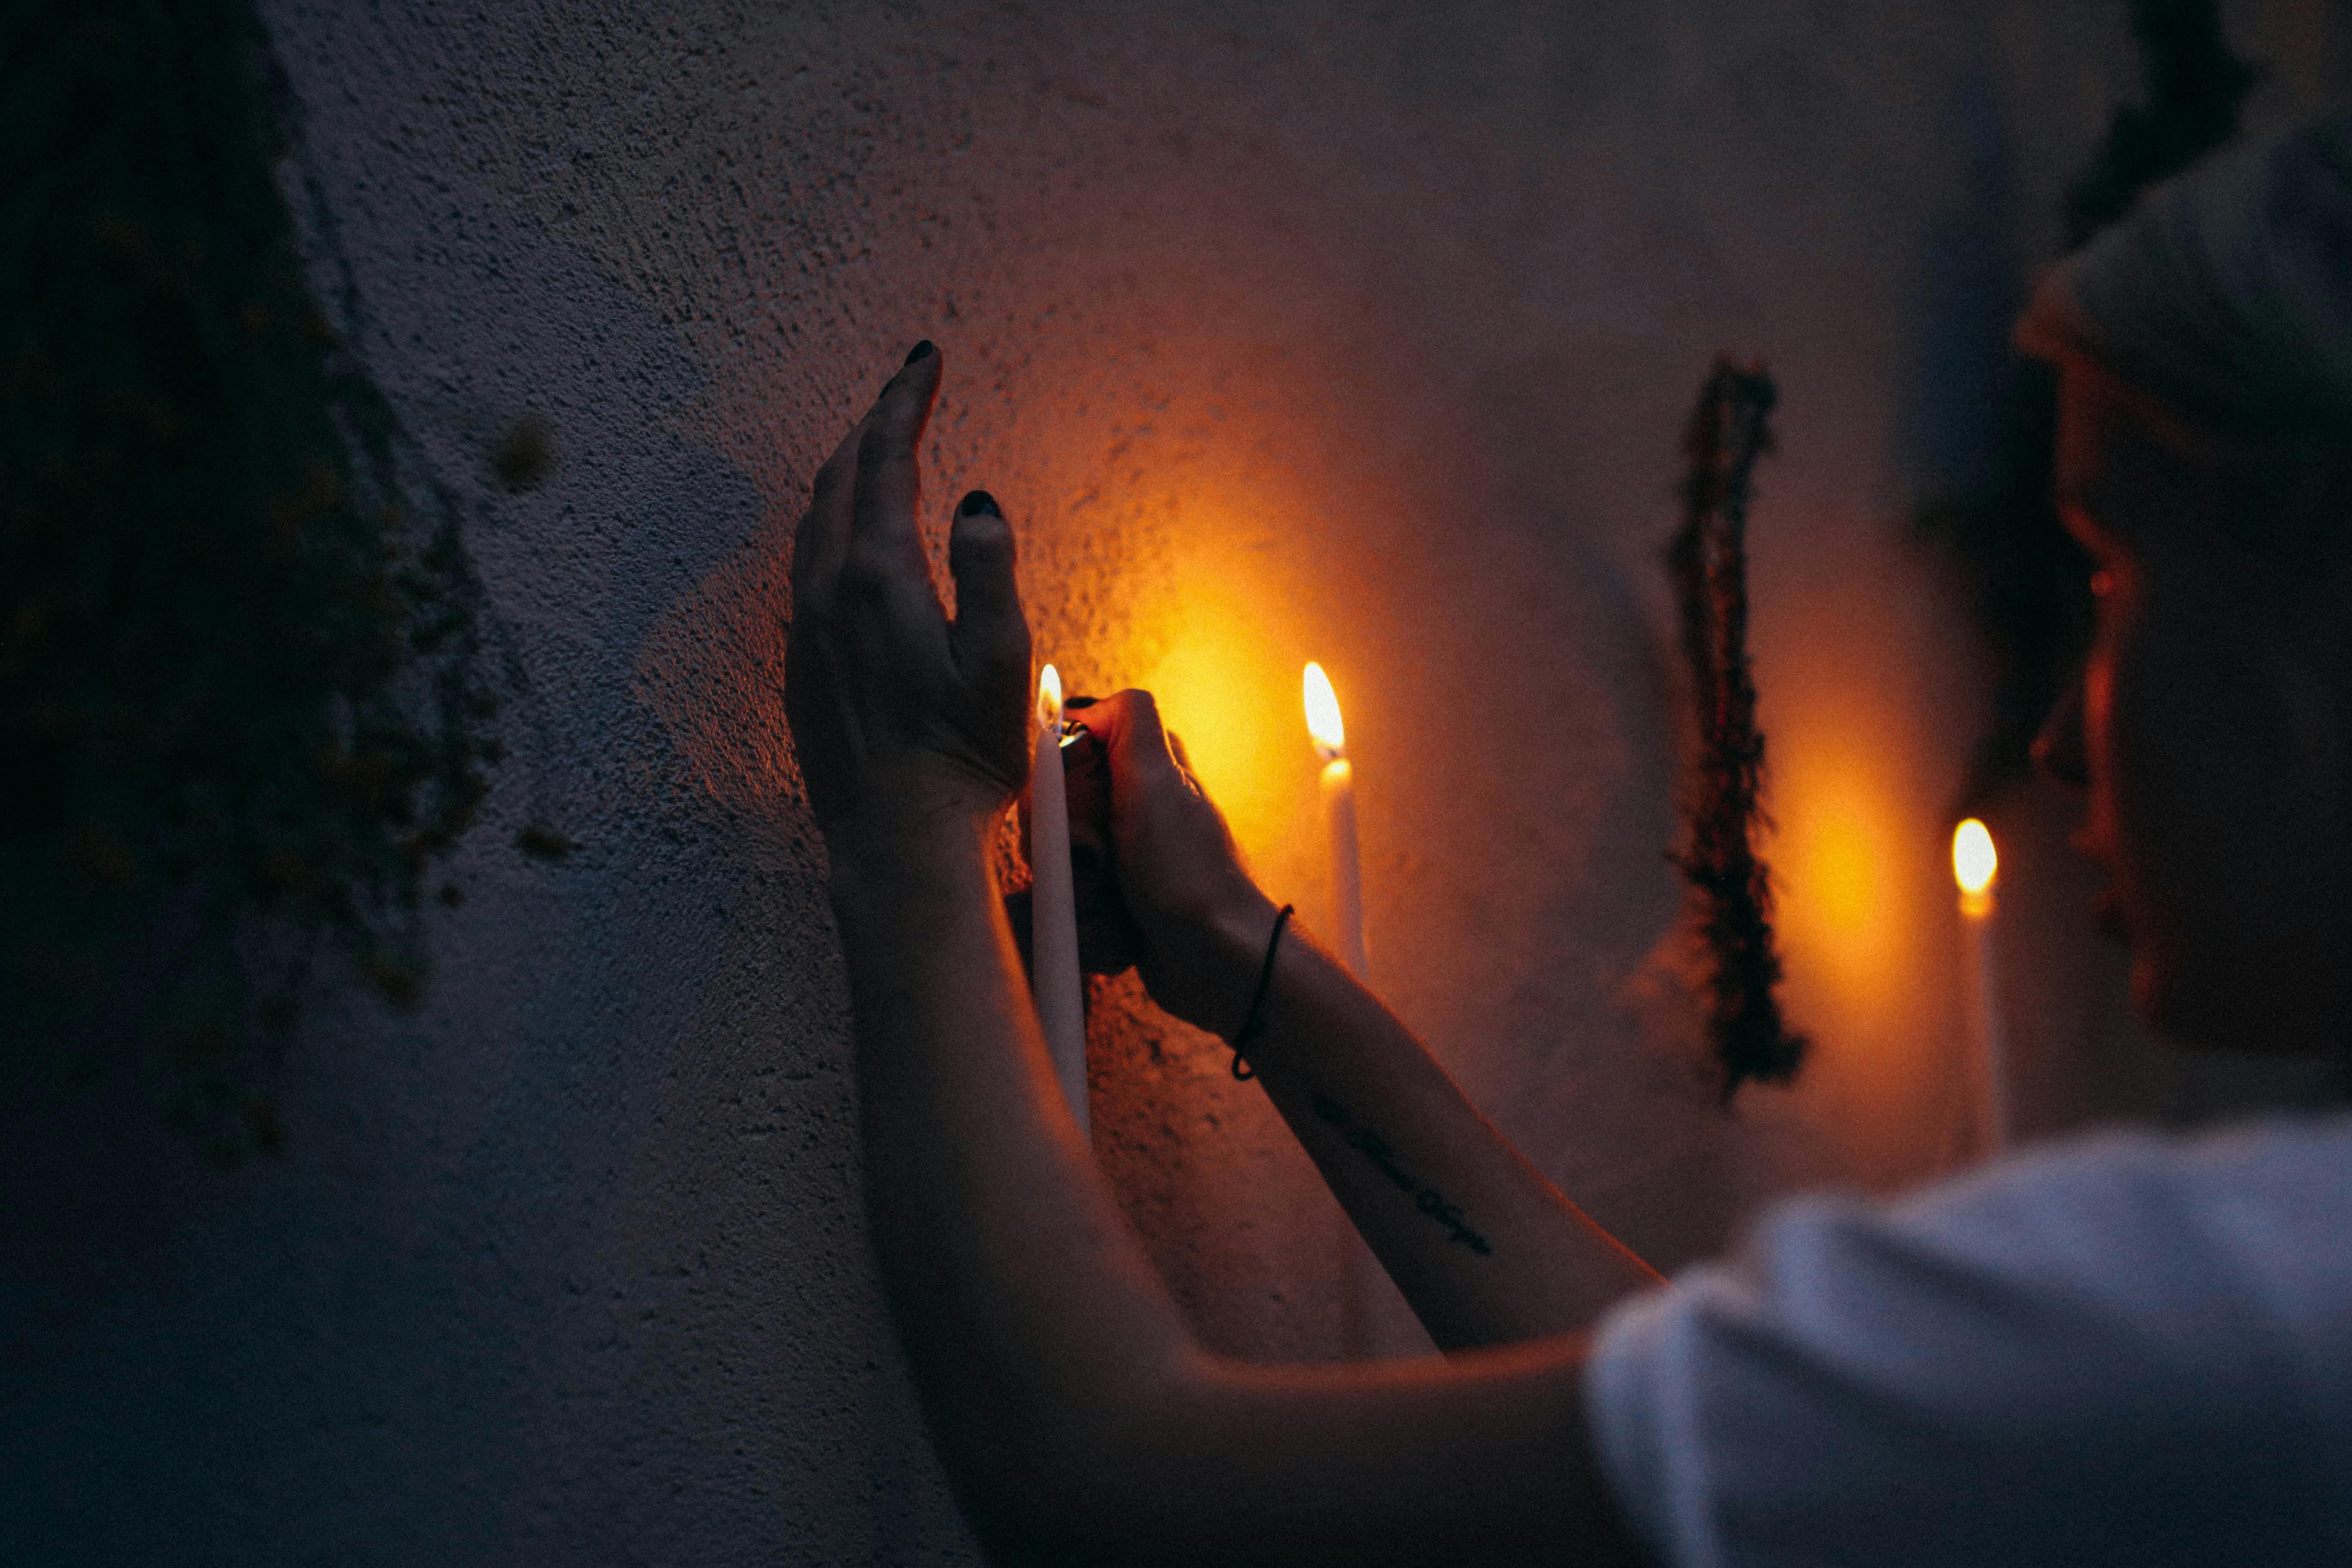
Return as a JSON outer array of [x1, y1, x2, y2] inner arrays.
[[1669, 359, 1806, 1095], [1, 0, 504, 1162]]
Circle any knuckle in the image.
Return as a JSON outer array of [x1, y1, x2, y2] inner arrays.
[[957, 607, 1028, 662], [987, 619, 1033, 667], [839, 547, 894, 597]]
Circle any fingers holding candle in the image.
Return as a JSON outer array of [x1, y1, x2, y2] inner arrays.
[[1057, 722, 1145, 976], [1015, 715, 1143, 977], [1077, 689, 1277, 1034]]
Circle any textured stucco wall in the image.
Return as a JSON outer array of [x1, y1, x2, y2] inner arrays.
[[6, 2, 2349, 1561]]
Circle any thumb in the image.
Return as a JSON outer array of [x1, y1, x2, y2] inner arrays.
[[947, 490, 1029, 690], [1091, 689, 1179, 780], [1165, 729, 1199, 783]]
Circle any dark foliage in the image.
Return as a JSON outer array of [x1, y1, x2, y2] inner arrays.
[[1926, 0, 2256, 809], [0, 0, 502, 1163], [2065, 0, 2261, 249], [1669, 360, 1807, 1096]]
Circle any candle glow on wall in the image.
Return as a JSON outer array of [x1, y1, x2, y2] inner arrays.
[[1767, 682, 1927, 1042], [1137, 524, 1317, 876], [1758, 665, 1975, 1186]]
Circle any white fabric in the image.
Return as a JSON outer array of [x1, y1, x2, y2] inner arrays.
[[1585, 1113, 2352, 1567], [2018, 112, 2352, 436]]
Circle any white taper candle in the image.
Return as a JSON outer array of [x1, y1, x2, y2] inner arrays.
[[1031, 666, 1088, 1132], [1307, 662, 1399, 1357], [1304, 663, 1367, 977], [1954, 818, 2009, 1157]]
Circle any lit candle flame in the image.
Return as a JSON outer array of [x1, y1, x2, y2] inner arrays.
[[1037, 664, 1063, 736], [1952, 818, 1997, 899], [1303, 662, 1345, 761]]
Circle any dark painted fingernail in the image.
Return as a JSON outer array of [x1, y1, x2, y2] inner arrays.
[[1063, 695, 1097, 710], [904, 340, 935, 364], [957, 489, 1000, 517]]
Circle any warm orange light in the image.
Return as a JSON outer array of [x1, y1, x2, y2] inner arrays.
[[1303, 662, 1346, 760], [1037, 664, 1063, 735], [1952, 818, 1997, 898]]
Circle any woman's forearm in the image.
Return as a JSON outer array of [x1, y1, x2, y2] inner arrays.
[[824, 789, 1196, 1540], [831, 833, 1643, 1566], [1210, 903, 1661, 1351], [825, 800, 1644, 1566]]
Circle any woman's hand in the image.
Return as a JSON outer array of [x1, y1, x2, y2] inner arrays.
[[784, 344, 1032, 845], [1074, 689, 1279, 1035]]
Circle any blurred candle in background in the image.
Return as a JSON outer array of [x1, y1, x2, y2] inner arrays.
[[1308, 661, 1392, 1357], [1304, 662, 1366, 977], [1032, 665, 1087, 1133], [1953, 818, 2007, 1157]]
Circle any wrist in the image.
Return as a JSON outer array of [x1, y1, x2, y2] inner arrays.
[[822, 776, 1002, 902], [1158, 885, 1281, 1038], [1197, 888, 1280, 986]]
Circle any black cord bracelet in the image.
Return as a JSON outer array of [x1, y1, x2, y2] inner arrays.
[[1227, 904, 1293, 1081]]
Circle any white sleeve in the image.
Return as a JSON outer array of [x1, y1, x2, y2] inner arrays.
[[1582, 1126, 2352, 1568]]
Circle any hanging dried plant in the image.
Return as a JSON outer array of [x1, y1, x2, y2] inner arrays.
[[1668, 359, 1806, 1095], [1, 0, 514, 1164]]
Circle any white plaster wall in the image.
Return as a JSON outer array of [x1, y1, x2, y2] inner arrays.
[[6, 2, 2348, 1561]]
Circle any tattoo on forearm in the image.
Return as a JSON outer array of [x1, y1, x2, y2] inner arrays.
[[1309, 1093, 1494, 1256]]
